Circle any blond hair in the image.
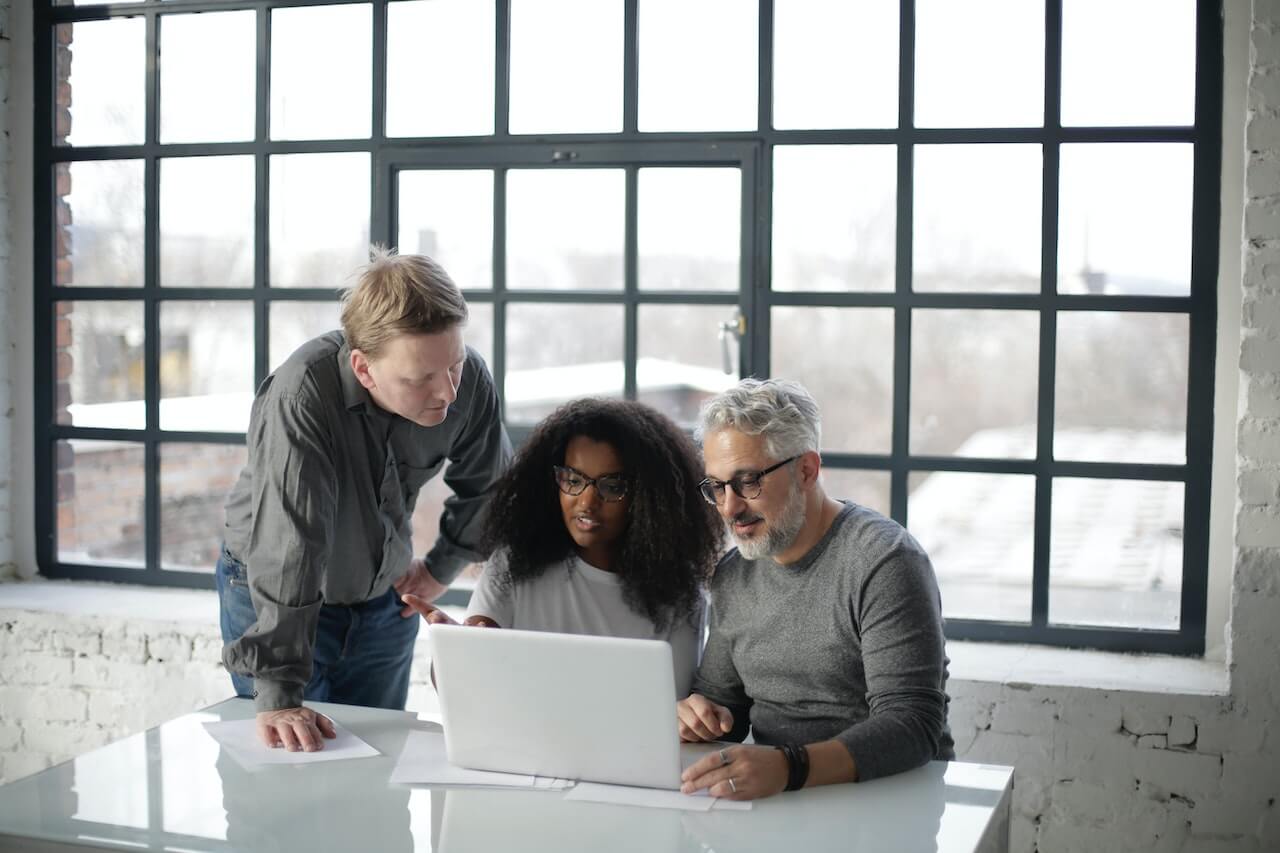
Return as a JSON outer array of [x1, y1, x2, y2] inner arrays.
[[340, 247, 468, 359]]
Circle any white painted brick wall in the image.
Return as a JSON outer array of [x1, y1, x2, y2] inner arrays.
[[0, 607, 446, 785], [0, 610, 231, 781]]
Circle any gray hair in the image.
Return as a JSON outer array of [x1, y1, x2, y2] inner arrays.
[[696, 378, 822, 460]]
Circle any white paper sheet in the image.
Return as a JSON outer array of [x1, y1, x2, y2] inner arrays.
[[563, 781, 719, 811], [389, 730, 573, 789], [709, 797, 754, 811], [202, 718, 379, 769]]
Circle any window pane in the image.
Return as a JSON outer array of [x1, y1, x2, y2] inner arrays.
[[160, 443, 249, 573], [398, 170, 494, 290], [160, 11, 255, 143], [269, 301, 343, 372], [161, 156, 254, 288], [1055, 312, 1188, 464], [637, 305, 740, 426], [771, 307, 894, 453], [1049, 478, 1182, 629], [62, 160, 145, 288], [410, 462, 484, 586], [1058, 143, 1193, 296], [55, 19, 145, 146], [386, 0, 494, 138], [822, 469, 891, 519], [160, 302, 253, 433], [638, 168, 740, 292], [505, 304, 623, 424], [506, 170, 624, 290], [914, 144, 1041, 293], [269, 153, 371, 288], [57, 439, 145, 569], [56, 301, 145, 430], [910, 309, 1039, 458], [510, 0, 622, 134], [1061, 0, 1195, 127], [909, 471, 1035, 623], [639, 0, 757, 131], [914, 0, 1043, 128], [270, 4, 371, 140], [772, 145, 896, 292], [773, 0, 898, 130], [463, 302, 494, 372]]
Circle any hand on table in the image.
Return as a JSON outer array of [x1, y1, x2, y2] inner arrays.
[[680, 743, 788, 801], [677, 694, 734, 742], [395, 558, 448, 617], [255, 707, 336, 751]]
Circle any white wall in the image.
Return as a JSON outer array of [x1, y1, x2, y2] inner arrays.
[[0, 2, 1277, 852]]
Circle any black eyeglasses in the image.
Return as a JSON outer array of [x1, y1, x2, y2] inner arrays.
[[553, 465, 630, 503], [698, 456, 800, 506]]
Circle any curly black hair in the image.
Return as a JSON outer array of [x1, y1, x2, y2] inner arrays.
[[481, 398, 722, 630]]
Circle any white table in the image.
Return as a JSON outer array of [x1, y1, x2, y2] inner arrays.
[[0, 698, 1011, 853]]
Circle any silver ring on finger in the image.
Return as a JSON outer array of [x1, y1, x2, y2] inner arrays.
[[718, 748, 731, 766], [728, 777, 737, 794]]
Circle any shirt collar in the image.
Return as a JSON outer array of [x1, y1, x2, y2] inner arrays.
[[337, 340, 382, 416]]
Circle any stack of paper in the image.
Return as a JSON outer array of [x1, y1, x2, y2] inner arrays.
[[389, 730, 572, 790], [391, 731, 750, 810], [565, 782, 752, 811]]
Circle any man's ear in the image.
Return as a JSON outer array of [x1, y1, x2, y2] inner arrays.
[[797, 450, 822, 489], [350, 349, 377, 390]]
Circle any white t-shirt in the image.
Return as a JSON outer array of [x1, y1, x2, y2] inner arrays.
[[466, 551, 702, 697]]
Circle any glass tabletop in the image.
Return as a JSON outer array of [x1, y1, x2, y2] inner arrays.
[[0, 698, 1011, 853]]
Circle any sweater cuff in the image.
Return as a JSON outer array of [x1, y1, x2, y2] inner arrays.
[[252, 679, 304, 713]]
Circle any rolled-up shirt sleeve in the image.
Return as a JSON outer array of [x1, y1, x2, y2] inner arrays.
[[835, 548, 950, 782], [424, 353, 512, 585], [223, 390, 338, 712]]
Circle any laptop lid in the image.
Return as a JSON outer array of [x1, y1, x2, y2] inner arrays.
[[428, 624, 683, 789]]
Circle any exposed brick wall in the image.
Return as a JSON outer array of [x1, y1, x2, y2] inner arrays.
[[0, 603, 446, 785], [0, 612, 229, 782]]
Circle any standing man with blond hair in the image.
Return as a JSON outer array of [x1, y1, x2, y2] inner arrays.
[[217, 249, 510, 751]]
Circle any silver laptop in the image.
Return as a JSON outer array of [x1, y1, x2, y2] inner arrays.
[[428, 624, 683, 789]]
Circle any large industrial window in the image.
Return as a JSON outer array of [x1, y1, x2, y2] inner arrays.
[[35, 0, 1221, 654]]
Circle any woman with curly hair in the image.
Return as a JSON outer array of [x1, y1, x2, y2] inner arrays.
[[403, 397, 721, 695]]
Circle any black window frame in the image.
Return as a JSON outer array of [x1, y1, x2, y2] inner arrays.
[[33, 0, 1223, 655]]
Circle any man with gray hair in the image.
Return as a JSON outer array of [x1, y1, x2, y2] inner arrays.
[[678, 378, 952, 801]]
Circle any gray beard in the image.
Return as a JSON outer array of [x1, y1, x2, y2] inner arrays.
[[731, 481, 807, 561]]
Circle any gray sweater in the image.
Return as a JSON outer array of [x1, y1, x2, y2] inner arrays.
[[692, 502, 954, 782]]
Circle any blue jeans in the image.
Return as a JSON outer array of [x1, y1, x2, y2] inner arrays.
[[215, 545, 419, 711]]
